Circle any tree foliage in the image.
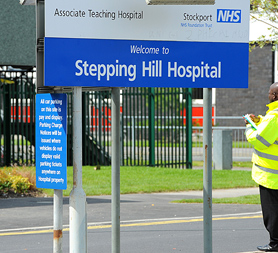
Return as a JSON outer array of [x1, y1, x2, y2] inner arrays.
[[250, 0, 278, 50]]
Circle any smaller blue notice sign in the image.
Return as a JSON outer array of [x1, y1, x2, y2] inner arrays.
[[36, 93, 67, 190]]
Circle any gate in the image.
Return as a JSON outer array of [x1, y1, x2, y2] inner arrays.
[[121, 88, 188, 167]]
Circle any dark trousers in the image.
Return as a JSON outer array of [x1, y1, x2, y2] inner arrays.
[[260, 185, 278, 245]]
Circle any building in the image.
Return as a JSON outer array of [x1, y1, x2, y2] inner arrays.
[[215, 15, 276, 126]]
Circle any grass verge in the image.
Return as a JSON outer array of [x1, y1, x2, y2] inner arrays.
[[0, 165, 256, 198], [172, 195, 260, 205], [42, 165, 257, 196]]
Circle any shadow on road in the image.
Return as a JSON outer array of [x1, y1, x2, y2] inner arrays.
[[0, 196, 138, 209]]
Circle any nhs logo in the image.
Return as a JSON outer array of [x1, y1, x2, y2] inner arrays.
[[217, 9, 241, 23]]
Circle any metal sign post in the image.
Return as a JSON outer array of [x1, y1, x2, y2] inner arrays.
[[111, 88, 121, 253], [54, 189, 63, 252], [69, 87, 87, 253], [203, 88, 212, 253], [34, 2, 65, 251]]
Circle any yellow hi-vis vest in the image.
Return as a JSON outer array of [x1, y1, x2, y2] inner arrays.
[[245, 100, 278, 189]]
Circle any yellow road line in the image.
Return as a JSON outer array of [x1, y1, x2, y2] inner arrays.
[[0, 229, 54, 237], [0, 215, 262, 237]]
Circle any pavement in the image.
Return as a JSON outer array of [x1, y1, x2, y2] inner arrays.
[[159, 187, 259, 198]]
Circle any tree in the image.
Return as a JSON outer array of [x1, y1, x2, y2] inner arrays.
[[250, 0, 278, 50]]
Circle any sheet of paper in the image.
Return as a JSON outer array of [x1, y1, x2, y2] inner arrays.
[[243, 114, 258, 130]]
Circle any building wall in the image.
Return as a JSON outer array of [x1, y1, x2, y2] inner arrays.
[[215, 44, 273, 126], [0, 1, 35, 66]]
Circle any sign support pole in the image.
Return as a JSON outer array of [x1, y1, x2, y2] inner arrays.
[[111, 87, 121, 253], [70, 87, 87, 253], [53, 189, 63, 253], [203, 88, 212, 253]]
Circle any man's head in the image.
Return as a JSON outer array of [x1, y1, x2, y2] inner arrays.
[[269, 82, 278, 103]]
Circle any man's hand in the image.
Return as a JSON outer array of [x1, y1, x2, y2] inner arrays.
[[244, 114, 260, 124]]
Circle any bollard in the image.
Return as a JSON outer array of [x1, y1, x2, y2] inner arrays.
[[213, 130, 233, 170]]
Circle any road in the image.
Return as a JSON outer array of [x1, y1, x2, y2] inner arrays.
[[0, 188, 270, 253]]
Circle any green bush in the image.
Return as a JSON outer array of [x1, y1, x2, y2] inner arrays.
[[0, 170, 12, 193], [0, 169, 32, 194], [10, 175, 32, 193], [0, 180, 12, 193]]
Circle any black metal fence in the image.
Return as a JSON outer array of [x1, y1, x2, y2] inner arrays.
[[0, 67, 198, 168], [0, 68, 36, 166], [121, 88, 189, 167], [0, 68, 112, 167]]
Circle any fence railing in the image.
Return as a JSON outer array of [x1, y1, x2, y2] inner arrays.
[[0, 72, 253, 168], [122, 115, 253, 167], [188, 116, 253, 162], [0, 69, 112, 167], [190, 126, 253, 162], [0, 69, 36, 166]]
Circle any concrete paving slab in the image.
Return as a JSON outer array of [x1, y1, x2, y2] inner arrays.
[[153, 187, 259, 198]]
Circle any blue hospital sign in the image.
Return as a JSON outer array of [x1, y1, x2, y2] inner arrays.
[[36, 93, 67, 190], [44, 0, 250, 88]]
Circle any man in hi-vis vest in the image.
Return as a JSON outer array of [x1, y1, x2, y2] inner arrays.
[[245, 82, 278, 252]]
